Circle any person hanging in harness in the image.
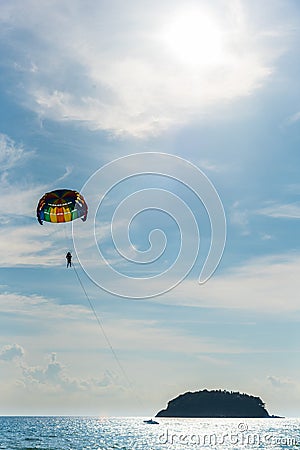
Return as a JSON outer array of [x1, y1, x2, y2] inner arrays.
[[66, 251, 72, 268]]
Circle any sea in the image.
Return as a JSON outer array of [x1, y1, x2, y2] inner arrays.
[[0, 416, 299, 450]]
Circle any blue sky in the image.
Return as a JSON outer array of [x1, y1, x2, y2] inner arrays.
[[1, 0, 300, 417]]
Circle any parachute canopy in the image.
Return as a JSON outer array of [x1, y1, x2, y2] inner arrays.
[[37, 189, 88, 225]]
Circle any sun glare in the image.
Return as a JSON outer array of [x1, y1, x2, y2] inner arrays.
[[162, 10, 224, 66]]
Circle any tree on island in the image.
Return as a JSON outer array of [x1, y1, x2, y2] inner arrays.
[[156, 389, 275, 418]]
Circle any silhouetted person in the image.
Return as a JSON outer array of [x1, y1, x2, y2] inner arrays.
[[66, 252, 72, 268]]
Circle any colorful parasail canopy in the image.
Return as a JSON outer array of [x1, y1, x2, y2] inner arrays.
[[37, 189, 88, 225]]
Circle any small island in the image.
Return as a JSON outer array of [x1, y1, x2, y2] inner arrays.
[[156, 389, 279, 418]]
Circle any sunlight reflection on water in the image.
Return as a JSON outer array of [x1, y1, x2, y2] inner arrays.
[[0, 416, 299, 449]]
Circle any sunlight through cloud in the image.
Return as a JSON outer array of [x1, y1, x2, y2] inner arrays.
[[0, 0, 283, 137], [162, 9, 224, 67]]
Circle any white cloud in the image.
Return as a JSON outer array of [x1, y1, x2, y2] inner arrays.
[[0, 280, 298, 414], [0, 0, 287, 137], [0, 290, 246, 413], [195, 159, 228, 173], [260, 233, 273, 241], [100, 317, 243, 356], [0, 291, 90, 322], [19, 352, 122, 394], [160, 252, 300, 314], [0, 343, 24, 361], [0, 133, 38, 219], [267, 375, 295, 390], [0, 288, 242, 356], [257, 202, 300, 219], [0, 137, 77, 267], [0, 134, 31, 171], [0, 133, 44, 222], [0, 134, 54, 266], [0, 224, 63, 267], [0, 344, 133, 414], [55, 166, 73, 184], [229, 201, 250, 234], [0, 182, 44, 220]]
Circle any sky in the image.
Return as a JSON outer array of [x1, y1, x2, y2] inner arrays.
[[0, 0, 300, 417]]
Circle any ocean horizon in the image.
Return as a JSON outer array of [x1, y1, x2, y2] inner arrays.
[[0, 416, 299, 449]]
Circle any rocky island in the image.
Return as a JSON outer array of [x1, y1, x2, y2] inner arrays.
[[156, 389, 278, 418]]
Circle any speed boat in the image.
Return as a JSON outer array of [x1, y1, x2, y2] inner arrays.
[[143, 418, 159, 424]]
